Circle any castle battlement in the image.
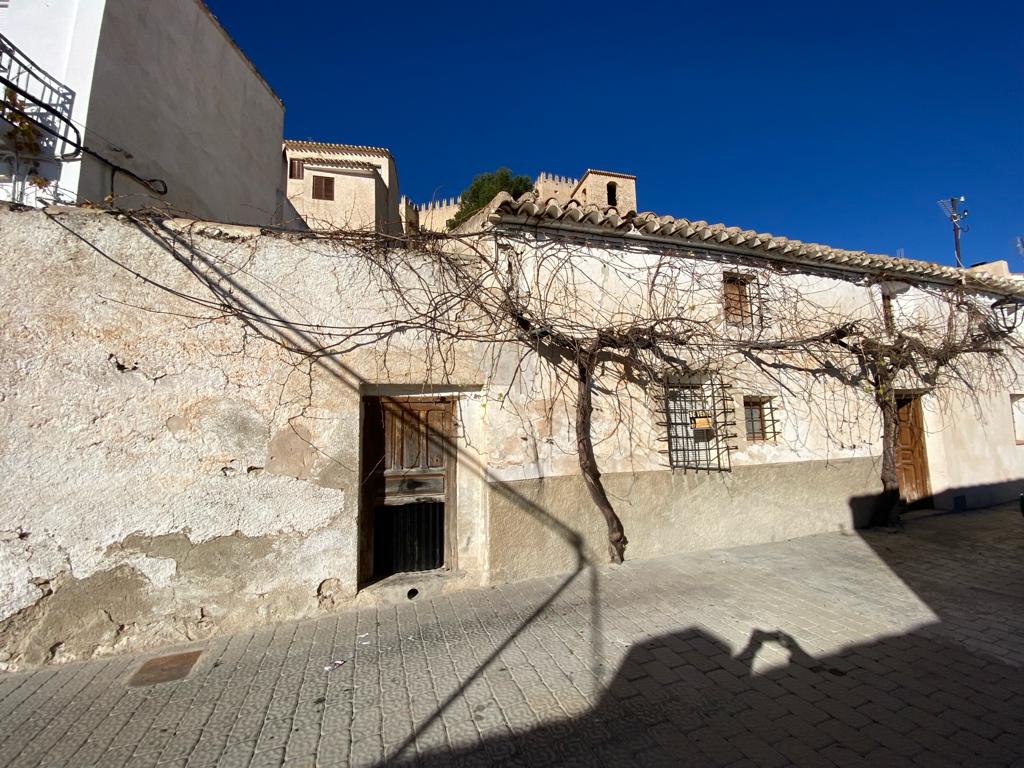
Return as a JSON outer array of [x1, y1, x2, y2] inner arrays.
[[413, 196, 462, 232], [535, 171, 580, 204]]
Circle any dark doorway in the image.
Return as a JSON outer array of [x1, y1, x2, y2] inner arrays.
[[895, 393, 931, 504], [360, 396, 455, 584]]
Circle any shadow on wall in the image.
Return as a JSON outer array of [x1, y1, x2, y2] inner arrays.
[[386, 494, 1024, 766], [25, 210, 606, 686]]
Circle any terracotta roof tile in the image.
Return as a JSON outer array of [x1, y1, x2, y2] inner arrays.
[[283, 139, 391, 157], [302, 158, 380, 171], [488, 192, 1024, 299]]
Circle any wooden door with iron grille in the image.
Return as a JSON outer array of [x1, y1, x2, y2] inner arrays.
[[895, 395, 930, 504], [360, 397, 455, 583]]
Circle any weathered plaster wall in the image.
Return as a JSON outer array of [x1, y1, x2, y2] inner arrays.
[[0, 206, 488, 669], [3, 205, 1018, 669], [479, 236, 885, 484], [486, 458, 882, 582]]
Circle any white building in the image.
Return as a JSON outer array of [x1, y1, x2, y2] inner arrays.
[[0, 0, 285, 226]]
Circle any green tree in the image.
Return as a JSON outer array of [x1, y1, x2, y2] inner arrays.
[[447, 168, 533, 230]]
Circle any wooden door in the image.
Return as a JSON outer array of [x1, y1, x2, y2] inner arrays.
[[378, 399, 452, 505], [360, 397, 455, 583], [895, 395, 930, 503]]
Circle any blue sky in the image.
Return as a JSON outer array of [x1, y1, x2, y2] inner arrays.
[[206, 0, 1022, 267]]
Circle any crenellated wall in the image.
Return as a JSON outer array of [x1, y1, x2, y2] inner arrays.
[[414, 196, 462, 232], [534, 172, 579, 204]]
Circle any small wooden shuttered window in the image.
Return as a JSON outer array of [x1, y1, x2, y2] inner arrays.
[[723, 273, 754, 327], [288, 159, 304, 180], [312, 175, 334, 200]]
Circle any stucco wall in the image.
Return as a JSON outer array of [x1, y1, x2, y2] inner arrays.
[[922, 387, 1024, 509], [287, 170, 381, 231], [75, 0, 284, 224], [3, 205, 1019, 670], [486, 459, 882, 582], [283, 147, 401, 233]]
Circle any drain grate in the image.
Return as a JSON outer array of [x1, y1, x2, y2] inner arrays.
[[127, 650, 202, 686]]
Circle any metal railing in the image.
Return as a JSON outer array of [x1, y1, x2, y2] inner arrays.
[[0, 31, 79, 160]]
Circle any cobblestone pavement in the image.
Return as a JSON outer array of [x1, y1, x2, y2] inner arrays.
[[1, 505, 1022, 767]]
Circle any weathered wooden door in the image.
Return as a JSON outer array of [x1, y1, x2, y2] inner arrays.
[[895, 395, 930, 503], [360, 397, 455, 583]]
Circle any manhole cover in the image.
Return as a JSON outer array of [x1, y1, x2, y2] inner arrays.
[[127, 650, 202, 686]]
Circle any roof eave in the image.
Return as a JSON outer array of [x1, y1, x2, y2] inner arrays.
[[486, 211, 1024, 301]]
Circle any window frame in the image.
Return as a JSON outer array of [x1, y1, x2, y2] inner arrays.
[[723, 272, 757, 327], [311, 174, 334, 201], [743, 396, 777, 443], [288, 158, 304, 180]]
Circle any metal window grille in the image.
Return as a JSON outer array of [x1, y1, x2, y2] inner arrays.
[[663, 379, 734, 471], [312, 175, 334, 200], [743, 397, 777, 442]]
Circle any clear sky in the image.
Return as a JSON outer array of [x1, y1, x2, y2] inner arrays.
[[206, 0, 1022, 268]]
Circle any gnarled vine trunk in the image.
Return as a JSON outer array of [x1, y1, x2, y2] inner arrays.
[[877, 382, 903, 528], [575, 350, 628, 563]]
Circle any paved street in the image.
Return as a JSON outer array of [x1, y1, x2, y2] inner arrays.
[[1, 505, 1022, 767]]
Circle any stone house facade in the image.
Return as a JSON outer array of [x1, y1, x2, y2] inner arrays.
[[1, 182, 1022, 668], [282, 140, 406, 234]]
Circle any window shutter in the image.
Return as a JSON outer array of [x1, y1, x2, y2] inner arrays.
[[312, 175, 335, 201]]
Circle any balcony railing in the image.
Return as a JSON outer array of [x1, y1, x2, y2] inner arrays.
[[0, 31, 80, 160]]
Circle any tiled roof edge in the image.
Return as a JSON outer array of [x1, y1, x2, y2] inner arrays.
[[284, 139, 392, 157], [488, 194, 1024, 299]]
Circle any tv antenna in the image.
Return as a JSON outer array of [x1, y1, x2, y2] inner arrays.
[[937, 196, 969, 268]]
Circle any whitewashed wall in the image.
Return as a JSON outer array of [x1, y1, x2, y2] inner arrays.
[[4, 0, 284, 224]]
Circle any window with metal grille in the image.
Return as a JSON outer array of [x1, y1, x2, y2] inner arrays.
[[288, 158, 304, 180], [723, 273, 755, 327], [743, 396, 777, 442], [312, 175, 334, 200], [665, 380, 731, 471]]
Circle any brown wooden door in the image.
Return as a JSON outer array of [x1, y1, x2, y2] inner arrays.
[[360, 397, 455, 583], [895, 395, 930, 503]]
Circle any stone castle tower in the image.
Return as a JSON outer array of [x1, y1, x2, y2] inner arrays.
[[413, 169, 638, 233]]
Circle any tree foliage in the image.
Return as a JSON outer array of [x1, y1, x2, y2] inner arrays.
[[447, 168, 533, 231]]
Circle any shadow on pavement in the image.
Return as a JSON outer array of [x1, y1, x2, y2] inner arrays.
[[389, 499, 1024, 767]]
